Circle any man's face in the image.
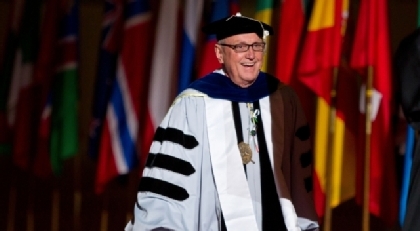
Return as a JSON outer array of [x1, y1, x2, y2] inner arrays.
[[215, 33, 265, 88]]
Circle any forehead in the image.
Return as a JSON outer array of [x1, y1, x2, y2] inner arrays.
[[223, 33, 263, 43]]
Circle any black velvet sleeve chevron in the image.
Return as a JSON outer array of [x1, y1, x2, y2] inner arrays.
[[138, 126, 199, 202], [153, 127, 199, 149]]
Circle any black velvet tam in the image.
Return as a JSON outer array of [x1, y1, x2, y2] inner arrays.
[[202, 14, 273, 41]]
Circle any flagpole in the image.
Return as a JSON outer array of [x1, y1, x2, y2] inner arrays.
[[323, 67, 339, 231], [51, 182, 60, 231], [7, 186, 16, 231], [100, 190, 109, 231], [27, 173, 35, 231], [126, 172, 134, 225], [7, 167, 17, 231], [362, 66, 373, 231], [73, 154, 82, 231]]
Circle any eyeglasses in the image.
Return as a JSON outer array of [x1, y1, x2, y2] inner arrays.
[[219, 42, 266, 53]]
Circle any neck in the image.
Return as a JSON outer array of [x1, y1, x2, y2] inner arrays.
[[233, 79, 255, 88], [219, 68, 257, 88]]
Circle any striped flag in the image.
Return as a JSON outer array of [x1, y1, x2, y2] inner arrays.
[[298, 0, 345, 96], [95, 0, 153, 194], [297, 0, 353, 219], [9, 0, 42, 170], [141, 0, 180, 170], [197, 0, 230, 78], [254, 0, 273, 72], [0, 0, 24, 155], [88, 0, 124, 159], [33, 94, 53, 177], [177, 0, 204, 93], [31, 0, 61, 178], [275, 0, 316, 132], [49, 0, 79, 175], [350, 0, 398, 224]]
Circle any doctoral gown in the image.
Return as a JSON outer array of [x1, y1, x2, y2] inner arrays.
[[125, 71, 319, 231]]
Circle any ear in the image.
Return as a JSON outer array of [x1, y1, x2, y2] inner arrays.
[[214, 44, 224, 64]]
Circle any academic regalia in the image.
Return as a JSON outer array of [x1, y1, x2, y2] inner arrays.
[[125, 71, 319, 231], [395, 28, 420, 231]]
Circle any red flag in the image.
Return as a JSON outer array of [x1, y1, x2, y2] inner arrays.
[[229, 0, 239, 15], [31, 0, 62, 178], [297, 0, 355, 220], [9, 0, 42, 170], [197, 0, 230, 78], [298, 0, 344, 99], [276, 0, 305, 85], [275, 0, 317, 147], [0, 0, 24, 154], [350, 0, 398, 224], [95, 0, 153, 194]]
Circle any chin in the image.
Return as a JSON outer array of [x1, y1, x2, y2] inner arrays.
[[240, 72, 259, 81]]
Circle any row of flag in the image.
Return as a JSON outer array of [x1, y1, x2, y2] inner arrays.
[[92, 0, 241, 194], [0, 0, 79, 177], [297, 0, 400, 227], [0, 0, 415, 228]]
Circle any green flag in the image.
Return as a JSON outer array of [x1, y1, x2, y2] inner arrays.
[[49, 1, 79, 174]]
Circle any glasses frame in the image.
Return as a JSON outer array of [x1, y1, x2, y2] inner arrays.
[[219, 42, 266, 53]]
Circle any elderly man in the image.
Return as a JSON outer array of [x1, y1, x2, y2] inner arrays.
[[126, 14, 319, 231]]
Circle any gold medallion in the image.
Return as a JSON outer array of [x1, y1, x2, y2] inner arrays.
[[238, 142, 254, 164]]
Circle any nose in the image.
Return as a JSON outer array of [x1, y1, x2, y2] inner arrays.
[[245, 46, 255, 59]]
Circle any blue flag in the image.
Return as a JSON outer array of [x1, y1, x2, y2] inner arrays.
[[88, 0, 124, 159]]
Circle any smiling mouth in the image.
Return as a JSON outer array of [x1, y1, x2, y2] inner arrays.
[[241, 63, 255, 67]]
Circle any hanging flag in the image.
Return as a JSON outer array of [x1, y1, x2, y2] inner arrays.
[[8, 0, 42, 170], [48, 0, 80, 175], [229, 0, 240, 15], [95, 0, 153, 194], [197, 0, 230, 78], [33, 93, 53, 178], [276, 0, 306, 85], [177, 0, 204, 93], [141, 0, 180, 172], [0, 0, 24, 154], [88, 0, 124, 160], [275, 0, 316, 127], [31, 0, 62, 178], [350, 0, 398, 224], [254, 0, 273, 72], [297, 0, 354, 219], [298, 0, 344, 96]]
